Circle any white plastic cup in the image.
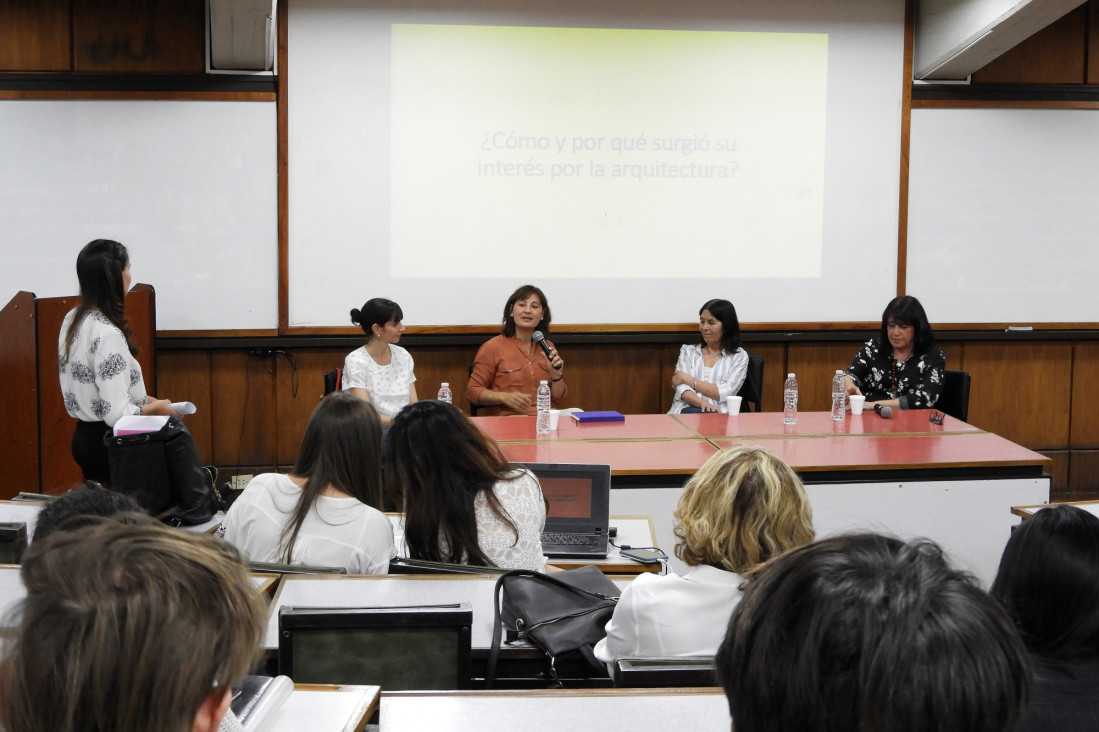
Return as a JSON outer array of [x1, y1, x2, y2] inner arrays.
[[849, 395, 866, 416], [726, 395, 743, 414], [549, 409, 560, 430]]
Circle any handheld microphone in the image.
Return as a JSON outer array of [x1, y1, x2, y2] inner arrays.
[[532, 331, 562, 369], [874, 404, 893, 419]]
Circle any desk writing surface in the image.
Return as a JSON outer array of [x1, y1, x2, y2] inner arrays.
[[710, 431, 1049, 473], [0, 501, 43, 542], [278, 684, 378, 732], [380, 688, 730, 732], [0, 566, 22, 625], [676, 409, 980, 439], [1011, 500, 1099, 519], [500, 439, 717, 476], [266, 575, 633, 651], [473, 414, 695, 443]]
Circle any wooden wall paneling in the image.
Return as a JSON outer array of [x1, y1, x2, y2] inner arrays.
[[274, 347, 349, 466], [35, 296, 82, 494], [785, 342, 861, 412], [1070, 342, 1099, 448], [210, 350, 279, 470], [746, 342, 787, 413], [72, 0, 205, 73], [1037, 450, 1068, 499], [0, 0, 72, 71], [565, 343, 663, 414], [126, 284, 156, 389], [156, 349, 213, 463], [1089, 0, 1099, 84], [0, 293, 40, 498], [971, 5, 1087, 84], [1067, 450, 1099, 498], [409, 343, 485, 415], [963, 342, 1072, 448], [658, 343, 682, 413]]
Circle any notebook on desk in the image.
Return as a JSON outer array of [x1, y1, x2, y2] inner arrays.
[[519, 463, 611, 559]]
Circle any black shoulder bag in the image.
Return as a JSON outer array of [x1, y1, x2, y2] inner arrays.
[[104, 415, 221, 525], [485, 565, 619, 688]]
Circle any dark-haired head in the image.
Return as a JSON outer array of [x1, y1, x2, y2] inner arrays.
[[64, 239, 135, 358], [699, 299, 741, 353], [280, 392, 383, 562], [991, 504, 1099, 661], [501, 285, 551, 338], [350, 298, 404, 341], [879, 295, 934, 356], [33, 482, 146, 543], [384, 400, 518, 566], [717, 533, 1030, 732]]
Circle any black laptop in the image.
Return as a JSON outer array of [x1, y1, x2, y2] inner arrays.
[[519, 462, 611, 559]]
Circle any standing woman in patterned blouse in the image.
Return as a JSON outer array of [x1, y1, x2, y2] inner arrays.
[[844, 295, 946, 410], [58, 240, 175, 483], [384, 400, 547, 572]]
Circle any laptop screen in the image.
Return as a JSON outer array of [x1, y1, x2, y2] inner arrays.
[[517, 463, 610, 532]]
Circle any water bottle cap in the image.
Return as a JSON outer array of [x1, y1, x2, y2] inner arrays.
[[539, 380, 548, 385], [787, 373, 795, 378], [441, 382, 449, 387]]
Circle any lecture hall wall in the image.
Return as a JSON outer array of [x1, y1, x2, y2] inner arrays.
[[2, 0, 1099, 499]]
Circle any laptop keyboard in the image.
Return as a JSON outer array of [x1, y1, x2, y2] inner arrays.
[[541, 532, 600, 546]]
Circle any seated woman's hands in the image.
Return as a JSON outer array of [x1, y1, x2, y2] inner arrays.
[[498, 391, 533, 412], [671, 370, 694, 388], [844, 375, 862, 397]]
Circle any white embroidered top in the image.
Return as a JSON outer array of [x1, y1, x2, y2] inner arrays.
[[341, 344, 416, 418], [58, 308, 148, 427], [473, 469, 547, 572]]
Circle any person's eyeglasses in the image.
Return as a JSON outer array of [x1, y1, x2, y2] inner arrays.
[[929, 411, 944, 425]]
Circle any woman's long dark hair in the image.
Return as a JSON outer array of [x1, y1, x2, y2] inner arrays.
[[879, 295, 935, 356], [991, 504, 1099, 661], [279, 392, 384, 563], [699, 298, 741, 354], [350, 298, 403, 341], [384, 400, 520, 566], [63, 239, 135, 359]]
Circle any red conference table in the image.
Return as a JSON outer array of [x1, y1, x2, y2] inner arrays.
[[472, 411, 1050, 585]]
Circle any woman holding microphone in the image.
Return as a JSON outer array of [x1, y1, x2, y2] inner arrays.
[[466, 285, 567, 416]]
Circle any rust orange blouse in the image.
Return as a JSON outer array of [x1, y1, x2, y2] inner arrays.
[[466, 335, 568, 416]]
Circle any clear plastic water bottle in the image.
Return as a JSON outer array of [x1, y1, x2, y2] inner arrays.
[[783, 373, 799, 425], [437, 382, 452, 404], [536, 380, 552, 434], [831, 370, 846, 421]]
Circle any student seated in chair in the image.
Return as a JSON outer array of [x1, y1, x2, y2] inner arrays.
[[717, 533, 1030, 732], [594, 446, 813, 663], [0, 519, 264, 732]]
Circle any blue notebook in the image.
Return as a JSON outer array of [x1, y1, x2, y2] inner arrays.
[[571, 411, 625, 423]]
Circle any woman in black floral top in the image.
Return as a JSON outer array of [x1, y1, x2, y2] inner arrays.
[[844, 295, 945, 410]]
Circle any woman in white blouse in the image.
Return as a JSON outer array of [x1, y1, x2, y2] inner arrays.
[[343, 298, 418, 427], [58, 239, 175, 482], [384, 401, 547, 572], [594, 446, 814, 663], [219, 392, 395, 574], [668, 298, 750, 414]]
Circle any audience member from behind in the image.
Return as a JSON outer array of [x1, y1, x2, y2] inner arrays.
[[466, 284, 567, 416], [991, 504, 1099, 731], [844, 295, 945, 410], [668, 299, 750, 414], [33, 481, 145, 543], [58, 239, 176, 483], [594, 446, 813, 662], [219, 391, 395, 574], [344, 297, 418, 427], [0, 520, 264, 732], [718, 534, 1030, 732], [385, 400, 546, 571]]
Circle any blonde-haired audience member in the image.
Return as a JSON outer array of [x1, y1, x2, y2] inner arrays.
[[594, 445, 814, 662], [0, 520, 264, 732]]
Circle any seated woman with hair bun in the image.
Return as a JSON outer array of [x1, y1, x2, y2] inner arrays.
[[343, 297, 418, 427], [594, 445, 814, 662]]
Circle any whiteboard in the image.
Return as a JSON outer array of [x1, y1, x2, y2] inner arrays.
[[908, 107, 1099, 323], [0, 99, 278, 331], [287, 0, 905, 328]]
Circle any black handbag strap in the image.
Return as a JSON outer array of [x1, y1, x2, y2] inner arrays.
[[484, 569, 618, 689]]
